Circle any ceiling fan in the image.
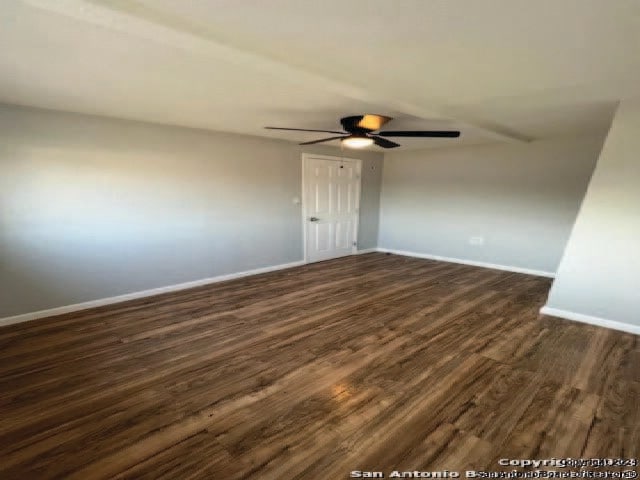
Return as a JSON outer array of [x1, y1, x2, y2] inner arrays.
[[265, 114, 460, 149]]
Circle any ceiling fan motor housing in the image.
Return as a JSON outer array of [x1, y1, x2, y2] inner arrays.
[[340, 115, 390, 134], [341, 116, 373, 134]]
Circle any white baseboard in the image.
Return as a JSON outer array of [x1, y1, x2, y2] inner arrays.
[[355, 248, 377, 255], [0, 260, 306, 328], [0, 248, 555, 328], [540, 306, 640, 336], [376, 248, 555, 278]]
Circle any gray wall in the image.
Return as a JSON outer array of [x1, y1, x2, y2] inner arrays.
[[0, 104, 382, 318], [378, 135, 605, 273], [545, 99, 640, 327]]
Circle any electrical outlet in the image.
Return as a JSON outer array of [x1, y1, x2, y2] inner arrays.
[[469, 236, 484, 246]]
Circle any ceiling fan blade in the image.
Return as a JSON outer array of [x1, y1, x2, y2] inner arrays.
[[299, 136, 348, 145], [357, 114, 393, 131], [377, 130, 461, 138], [372, 136, 400, 149], [265, 127, 346, 134]]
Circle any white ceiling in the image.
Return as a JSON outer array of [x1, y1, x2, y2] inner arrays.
[[1, 0, 638, 150]]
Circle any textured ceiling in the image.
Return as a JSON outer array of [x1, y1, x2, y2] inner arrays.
[[1, 0, 637, 150]]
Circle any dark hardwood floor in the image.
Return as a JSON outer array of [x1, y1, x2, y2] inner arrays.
[[0, 253, 638, 479]]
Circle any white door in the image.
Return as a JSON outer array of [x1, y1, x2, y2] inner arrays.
[[303, 154, 361, 263]]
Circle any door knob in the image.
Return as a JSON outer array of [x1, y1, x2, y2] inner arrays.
[[309, 217, 319, 222]]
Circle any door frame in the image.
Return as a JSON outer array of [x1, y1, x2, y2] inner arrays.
[[301, 153, 362, 264]]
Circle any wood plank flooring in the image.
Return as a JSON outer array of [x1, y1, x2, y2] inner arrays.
[[0, 253, 638, 479]]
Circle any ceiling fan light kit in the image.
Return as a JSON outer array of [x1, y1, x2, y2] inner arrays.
[[266, 114, 460, 149], [341, 135, 374, 148]]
